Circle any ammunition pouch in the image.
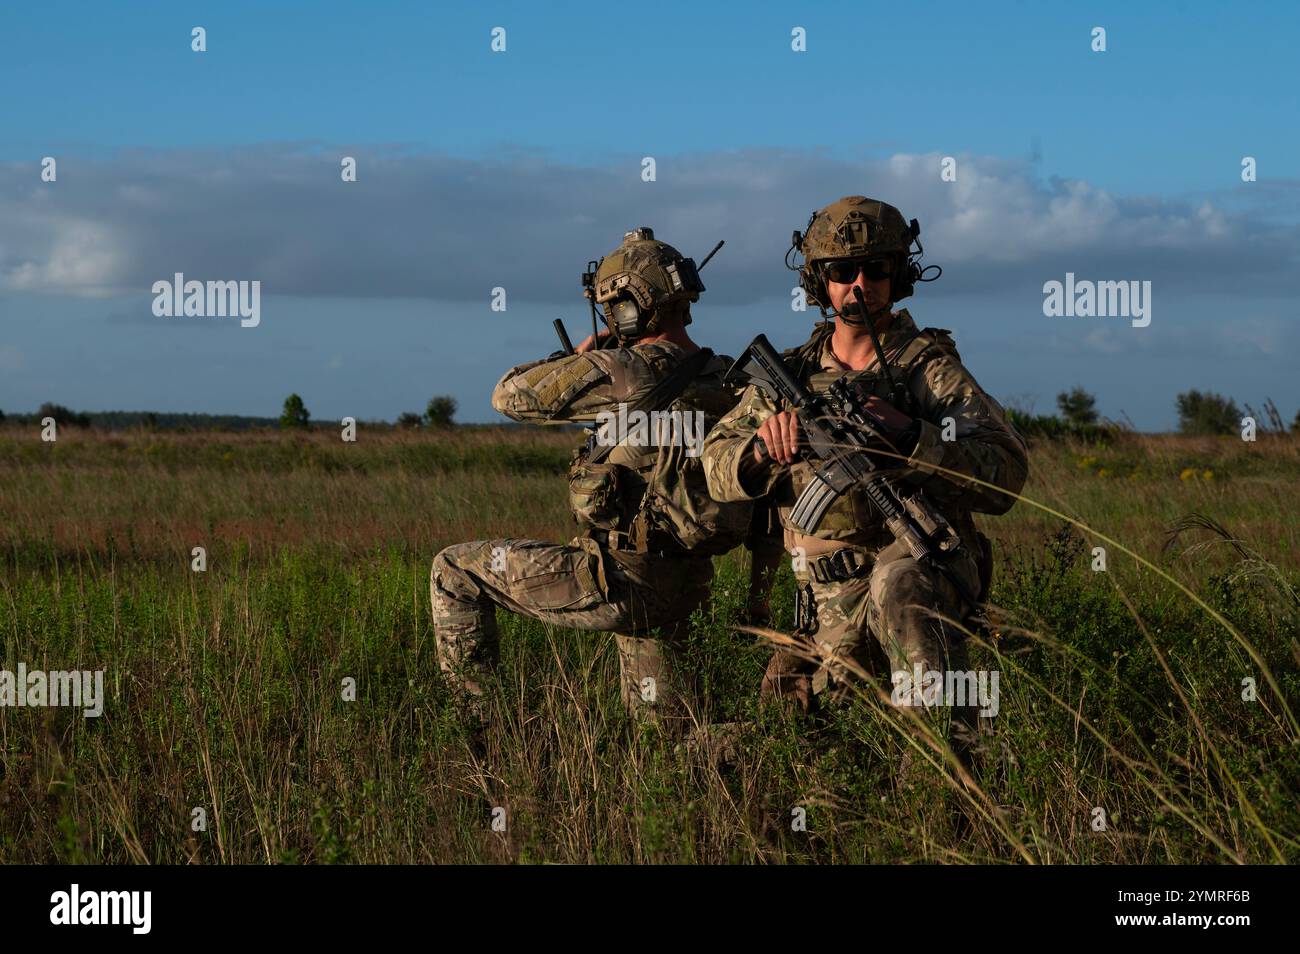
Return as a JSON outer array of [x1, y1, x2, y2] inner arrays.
[[601, 512, 685, 558], [567, 450, 625, 533]]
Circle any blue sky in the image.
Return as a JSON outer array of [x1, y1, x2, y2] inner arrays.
[[2, 0, 1298, 429]]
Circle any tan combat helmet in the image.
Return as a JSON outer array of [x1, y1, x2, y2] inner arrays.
[[583, 227, 705, 340], [787, 196, 939, 311]]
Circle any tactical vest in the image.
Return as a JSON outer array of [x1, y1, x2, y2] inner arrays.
[[783, 320, 958, 419], [777, 320, 961, 539], [567, 347, 754, 557]]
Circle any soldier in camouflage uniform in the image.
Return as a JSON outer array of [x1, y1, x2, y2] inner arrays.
[[702, 197, 1028, 745], [431, 228, 758, 724]]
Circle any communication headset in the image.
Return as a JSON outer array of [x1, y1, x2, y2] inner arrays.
[[582, 231, 715, 342], [786, 213, 941, 316]]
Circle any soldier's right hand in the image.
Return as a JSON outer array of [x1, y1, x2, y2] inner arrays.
[[755, 410, 801, 466]]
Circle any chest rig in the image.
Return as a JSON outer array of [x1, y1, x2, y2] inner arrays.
[[776, 321, 956, 538], [785, 320, 956, 415]]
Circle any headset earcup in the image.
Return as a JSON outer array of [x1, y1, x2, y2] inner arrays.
[[892, 259, 921, 302], [611, 299, 644, 339], [800, 271, 824, 310]]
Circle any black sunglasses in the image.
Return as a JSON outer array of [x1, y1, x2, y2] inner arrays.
[[820, 257, 895, 284]]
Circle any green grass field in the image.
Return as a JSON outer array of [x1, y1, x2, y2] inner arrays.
[[1, 424, 1296, 863]]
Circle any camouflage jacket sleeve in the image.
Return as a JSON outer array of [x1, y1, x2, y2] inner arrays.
[[491, 349, 660, 424], [897, 349, 1028, 515], [702, 384, 787, 502]]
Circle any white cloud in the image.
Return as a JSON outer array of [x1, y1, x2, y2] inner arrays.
[[1, 146, 1295, 304], [2, 215, 122, 296]]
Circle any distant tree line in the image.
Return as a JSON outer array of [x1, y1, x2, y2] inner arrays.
[[4, 390, 1296, 437], [1, 406, 282, 430], [281, 393, 458, 430], [1003, 388, 1298, 439], [0, 394, 463, 432], [394, 396, 458, 429]]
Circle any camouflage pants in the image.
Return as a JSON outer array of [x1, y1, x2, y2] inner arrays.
[[766, 538, 984, 733], [430, 536, 712, 720]]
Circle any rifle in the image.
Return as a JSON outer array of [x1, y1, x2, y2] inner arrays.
[[725, 333, 977, 604]]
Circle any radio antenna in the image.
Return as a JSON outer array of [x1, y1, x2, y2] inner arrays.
[[697, 240, 724, 270]]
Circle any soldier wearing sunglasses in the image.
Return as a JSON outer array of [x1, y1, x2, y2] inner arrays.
[[702, 196, 1028, 774]]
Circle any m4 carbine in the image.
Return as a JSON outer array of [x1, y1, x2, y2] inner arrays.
[[726, 333, 976, 603]]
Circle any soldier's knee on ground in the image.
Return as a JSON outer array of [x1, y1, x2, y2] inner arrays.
[[615, 633, 675, 722]]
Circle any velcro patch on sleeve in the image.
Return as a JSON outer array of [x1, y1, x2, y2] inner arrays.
[[530, 354, 608, 410]]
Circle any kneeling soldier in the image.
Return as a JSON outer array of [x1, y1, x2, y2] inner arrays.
[[431, 228, 761, 723]]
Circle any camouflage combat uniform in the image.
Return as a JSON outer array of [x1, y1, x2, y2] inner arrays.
[[702, 312, 1028, 720], [431, 340, 750, 720]]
